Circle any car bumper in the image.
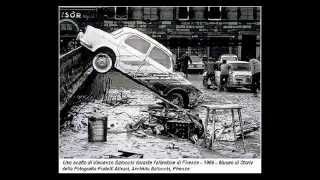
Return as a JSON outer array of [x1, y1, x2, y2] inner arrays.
[[188, 67, 204, 70], [188, 64, 204, 70], [77, 32, 93, 49], [227, 82, 252, 88]]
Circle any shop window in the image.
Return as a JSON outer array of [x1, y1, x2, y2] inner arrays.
[[125, 35, 150, 54], [115, 7, 128, 20], [149, 47, 171, 69], [60, 21, 78, 33], [144, 7, 159, 21], [60, 23, 73, 31], [178, 7, 189, 20], [208, 6, 222, 20]]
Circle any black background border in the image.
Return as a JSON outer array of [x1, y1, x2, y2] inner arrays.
[[5, 0, 290, 177]]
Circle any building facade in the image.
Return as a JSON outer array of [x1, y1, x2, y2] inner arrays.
[[59, 6, 261, 61]]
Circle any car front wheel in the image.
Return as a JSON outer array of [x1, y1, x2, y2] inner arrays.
[[92, 50, 115, 73], [203, 78, 209, 89], [168, 93, 185, 108]]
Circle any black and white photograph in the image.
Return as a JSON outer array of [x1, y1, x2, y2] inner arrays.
[[58, 6, 262, 173]]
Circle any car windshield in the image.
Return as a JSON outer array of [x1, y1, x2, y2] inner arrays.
[[190, 56, 201, 62], [221, 56, 238, 61], [230, 63, 250, 71]]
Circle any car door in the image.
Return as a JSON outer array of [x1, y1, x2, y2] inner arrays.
[[116, 34, 151, 75]]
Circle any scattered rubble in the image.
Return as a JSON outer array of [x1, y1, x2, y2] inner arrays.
[[60, 79, 261, 158], [165, 143, 179, 150], [123, 103, 205, 143]]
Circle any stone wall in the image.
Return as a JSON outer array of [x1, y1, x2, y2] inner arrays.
[[59, 47, 92, 112]]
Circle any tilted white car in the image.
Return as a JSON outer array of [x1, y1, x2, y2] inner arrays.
[[77, 25, 202, 108]]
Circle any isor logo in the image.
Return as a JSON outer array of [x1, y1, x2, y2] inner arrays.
[[61, 11, 81, 19]]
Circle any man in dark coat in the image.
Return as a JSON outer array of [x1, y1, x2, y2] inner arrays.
[[180, 52, 192, 78], [249, 58, 261, 97], [206, 57, 217, 87]]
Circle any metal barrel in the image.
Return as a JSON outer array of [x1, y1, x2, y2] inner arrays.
[[88, 116, 108, 142]]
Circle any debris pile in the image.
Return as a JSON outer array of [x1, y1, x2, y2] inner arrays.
[[126, 103, 204, 143]]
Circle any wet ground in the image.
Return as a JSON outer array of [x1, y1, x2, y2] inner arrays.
[[59, 72, 261, 159]]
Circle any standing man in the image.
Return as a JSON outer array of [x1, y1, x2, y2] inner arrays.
[[180, 52, 192, 79], [219, 59, 231, 91], [202, 55, 208, 67], [206, 57, 217, 88], [249, 57, 261, 97]]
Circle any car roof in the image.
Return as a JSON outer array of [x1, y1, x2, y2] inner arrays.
[[217, 60, 248, 64], [220, 54, 238, 57], [226, 60, 248, 64], [114, 27, 173, 56]]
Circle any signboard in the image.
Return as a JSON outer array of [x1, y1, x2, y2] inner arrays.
[[60, 8, 98, 20], [61, 11, 82, 19]]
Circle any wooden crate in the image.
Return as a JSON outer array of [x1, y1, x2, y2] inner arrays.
[[165, 120, 193, 139]]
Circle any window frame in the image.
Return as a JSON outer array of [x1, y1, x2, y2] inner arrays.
[[103, 7, 116, 20], [143, 7, 159, 21], [124, 34, 151, 55], [239, 7, 254, 20], [208, 6, 222, 21], [178, 6, 189, 20], [115, 6, 128, 20], [148, 45, 172, 70]]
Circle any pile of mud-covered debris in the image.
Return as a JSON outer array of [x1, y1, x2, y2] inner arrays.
[[125, 103, 204, 143], [125, 102, 260, 146]]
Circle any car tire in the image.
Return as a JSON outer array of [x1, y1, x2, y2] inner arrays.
[[168, 93, 186, 108], [92, 49, 115, 73], [203, 79, 209, 89]]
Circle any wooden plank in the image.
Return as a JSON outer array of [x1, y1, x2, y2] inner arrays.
[[201, 104, 242, 110]]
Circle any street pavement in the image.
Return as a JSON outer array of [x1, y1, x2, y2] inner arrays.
[[59, 72, 261, 159]]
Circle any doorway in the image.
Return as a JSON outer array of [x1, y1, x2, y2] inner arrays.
[[241, 35, 256, 61]]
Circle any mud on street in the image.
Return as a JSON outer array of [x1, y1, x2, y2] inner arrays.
[[59, 72, 261, 159]]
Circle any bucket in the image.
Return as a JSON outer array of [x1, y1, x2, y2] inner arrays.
[[88, 116, 108, 142]]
